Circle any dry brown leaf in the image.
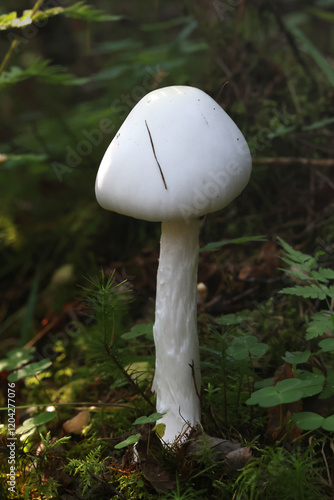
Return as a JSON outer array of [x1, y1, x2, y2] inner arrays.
[[135, 425, 176, 493], [187, 433, 252, 470], [63, 410, 90, 434], [225, 446, 252, 470]]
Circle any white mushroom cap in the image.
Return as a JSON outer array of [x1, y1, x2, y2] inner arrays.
[[95, 86, 251, 222]]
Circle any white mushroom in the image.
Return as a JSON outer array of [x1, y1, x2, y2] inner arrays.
[[95, 86, 251, 442]]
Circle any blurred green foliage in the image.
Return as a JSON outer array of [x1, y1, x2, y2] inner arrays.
[[0, 0, 333, 347]]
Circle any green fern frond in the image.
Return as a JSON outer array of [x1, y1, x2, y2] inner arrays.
[[39, 431, 71, 453], [279, 284, 329, 300], [277, 237, 318, 271], [77, 271, 154, 406], [280, 267, 313, 283], [63, 1, 122, 22], [0, 58, 89, 89], [310, 268, 334, 283], [306, 311, 334, 340], [278, 238, 334, 341], [62, 445, 107, 494], [0, 2, 121, 31]]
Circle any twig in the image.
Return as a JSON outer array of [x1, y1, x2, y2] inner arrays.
[[254, 157, 334, 167], [320, 440, 333, 488], [25, 316, 59, 349], [89, 472, 126, 499], [0, 39, 20, 75], [1, 402, 138, 414], [216, 80, 229, 102], [267, 0, 317, 89], [188, 359, 201, 401], [315, 169, 334, 190], [107, 348, 155, 408]]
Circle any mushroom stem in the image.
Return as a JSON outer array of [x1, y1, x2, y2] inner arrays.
[[152, 219, 201, 442]]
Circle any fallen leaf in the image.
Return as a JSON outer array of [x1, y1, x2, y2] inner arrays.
[[63, 410, 90, 434], [225, 446, 252, 470], [186, 432, 252, 469], [135, 425, 176, 493]]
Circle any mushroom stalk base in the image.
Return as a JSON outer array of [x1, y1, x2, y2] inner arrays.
[[152, 219, 201, 442]]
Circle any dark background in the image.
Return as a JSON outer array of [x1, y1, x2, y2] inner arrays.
[[1, 0, 333, 344]]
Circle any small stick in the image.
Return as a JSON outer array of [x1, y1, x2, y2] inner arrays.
[[145, 120, 168, 190], [254, 157, 334, 167], [189, 359, 201, 401], [216, 80, 229, 102]]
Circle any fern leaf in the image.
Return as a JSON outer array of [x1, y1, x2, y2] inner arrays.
[[0, 3, 121, 30], [309, 267, 334, 283], [0, 58, 89, 89], [63, 1, 122, 22], [62, 445, 107, 495], [280, 284, 328, 300], [281, 267, 313, 283], [277, 237, 317, 271], [306, 311, 334, 339]]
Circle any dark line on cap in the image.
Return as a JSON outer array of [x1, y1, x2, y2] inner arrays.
[[145, 120, 168, 190]]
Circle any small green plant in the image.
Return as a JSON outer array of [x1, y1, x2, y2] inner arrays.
[[21, 432, 70, 500], [16, 409, 58, 442], [114, 412, 164, 449], [201, 313, 269, 427], [23, 476, 60, 500], [246, 374, 326, 407], [233, 444, 325, 500], [116, 471, 146, 499], [162, 478, 206, 499], [78, 272, 155, 408], [0, 346, 52, 383], [226, 334, 269, 360], [62, 445, 108, 495], [246, 237, 334, 433]]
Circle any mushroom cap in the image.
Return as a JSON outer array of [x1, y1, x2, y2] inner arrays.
[[95, 86, 251, 222]]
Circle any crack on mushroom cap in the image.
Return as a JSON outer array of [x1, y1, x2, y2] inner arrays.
[[145, 120, 168, 190], [201, 113, 209, 125]]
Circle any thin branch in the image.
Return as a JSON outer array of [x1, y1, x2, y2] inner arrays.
[[25, 316, 59, 348], [321, 440, 333, 488], [189, 359, 201, 401], [31, 0, 46, 17], [0, 39, 20, 76], [89, 473, 126, 499], [107, 347, 155, 408], [254, 157, 334, 167], [0, 402, 138, 411]]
